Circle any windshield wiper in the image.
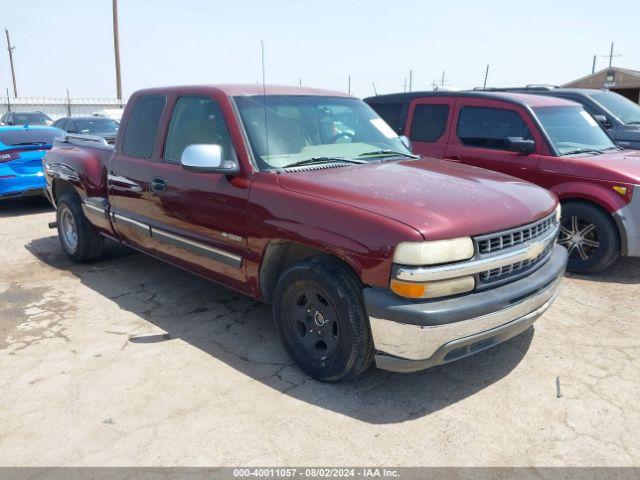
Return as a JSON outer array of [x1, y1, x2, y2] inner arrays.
[[357, 150, 419, 159], [562, 148, 605, 156], [283, 157, 367, 169]]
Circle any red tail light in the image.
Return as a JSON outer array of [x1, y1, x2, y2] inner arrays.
[[0, 152, 20, 163]]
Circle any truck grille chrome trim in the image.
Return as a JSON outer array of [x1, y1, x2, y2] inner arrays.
[[475, 213, 556, 255], [395, 217, 559, 283]]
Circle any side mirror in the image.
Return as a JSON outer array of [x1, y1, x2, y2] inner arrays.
[[506, 137, 536, 154], [399, 135, 412, 151], [180, 144, 238, 175], [593, 114, 612, 129]]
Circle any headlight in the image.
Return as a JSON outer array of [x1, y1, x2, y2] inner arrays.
[[393, 237, 474, 266], [390, 276, 475, 299]]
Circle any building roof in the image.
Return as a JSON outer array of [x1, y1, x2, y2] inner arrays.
[[364, 90, 576, 108], [563, 67, 640, 89]]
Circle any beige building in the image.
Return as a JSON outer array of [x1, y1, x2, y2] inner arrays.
[[563, 67, 640, 104]]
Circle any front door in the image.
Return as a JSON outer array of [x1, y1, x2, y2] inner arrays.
[[444, 98, 543, 183], [145, 94, 250, 290]]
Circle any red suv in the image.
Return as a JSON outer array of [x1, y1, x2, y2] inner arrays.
[[366, 91, 640, 273]]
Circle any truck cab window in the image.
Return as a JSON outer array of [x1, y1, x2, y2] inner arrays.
[[122, 94, 166, 158], [457, 106, 532, 150], [163, 96, 236, 164], [410, 104, 449, 143]]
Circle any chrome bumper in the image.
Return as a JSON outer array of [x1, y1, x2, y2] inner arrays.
[[613, 186, 640, 257], [366, 246, 567, 373]]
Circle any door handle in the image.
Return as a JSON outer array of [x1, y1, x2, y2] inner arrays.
[[444, 155, 462, 162], [151, 177, 167, 193]]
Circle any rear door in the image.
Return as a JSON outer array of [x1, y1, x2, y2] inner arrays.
[[444, 98, 544, 182], [145, 93, 250, 289], [108, 93, 167, 251], [405, 97, 456, 159]]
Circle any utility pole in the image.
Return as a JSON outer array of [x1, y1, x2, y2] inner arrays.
[[602, 42, 621, 68], [4, 29, 17, 98], [592, 55, 597, 74], [298, 78, 302, 87], [441, 71, 445, 86], [408, 70, 413, 92], [347, 74, 351, 94], [112, 0, 123, 103], [5, 87, 10, 112], [483, 65, 490, 90], [66, 89, 71, 116], [372, 82, 377, 96]]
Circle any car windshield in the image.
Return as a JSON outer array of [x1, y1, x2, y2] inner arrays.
[[234, 95, 412, 169], [590, 91, 640, 125], [533, 106, 616, 155], [12, 113, 52, 125], [74, 118, 119, 134], [0, 128, 62, 147]]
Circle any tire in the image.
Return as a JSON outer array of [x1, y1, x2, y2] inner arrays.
[[56, 194, 105, 262], [272, 256, 374, 382], [557, 201, 619, 274]]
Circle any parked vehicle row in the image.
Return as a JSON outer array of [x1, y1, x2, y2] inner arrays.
[[365, 91, 640, 273], [52, 116, 119, 144], [1, 111, 54, 126], [43, 84, 567, 381]]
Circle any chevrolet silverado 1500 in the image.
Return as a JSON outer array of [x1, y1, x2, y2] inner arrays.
[[43, 85, 567, 381]]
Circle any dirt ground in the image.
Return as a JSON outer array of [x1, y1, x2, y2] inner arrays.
[[0, 198, 638, 467]]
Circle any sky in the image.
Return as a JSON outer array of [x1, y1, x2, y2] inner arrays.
[[2, 0, 640, 100]]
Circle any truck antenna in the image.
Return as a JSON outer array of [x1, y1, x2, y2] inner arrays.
[[261, 40, 269, 162]]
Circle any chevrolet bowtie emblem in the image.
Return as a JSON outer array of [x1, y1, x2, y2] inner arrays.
[[527, 241, 545, 259]]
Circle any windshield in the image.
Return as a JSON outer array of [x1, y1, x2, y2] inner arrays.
[[590, 91, 640, 125], [234, 95, 412, 169], [0, 128, 62, 148], [533, 106, 616, 155], [12, 113, 52, 125], [74, 118, 119, 134]]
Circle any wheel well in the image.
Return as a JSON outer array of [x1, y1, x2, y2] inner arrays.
[[560, 197, 622, 244], [52, 179, 78, 203], [259, 241, 360, 303]]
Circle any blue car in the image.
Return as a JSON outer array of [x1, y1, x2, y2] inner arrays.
[[0, 125, 64, 200]]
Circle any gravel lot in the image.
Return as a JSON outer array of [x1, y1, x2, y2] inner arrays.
[[0, 198, 639, 467]]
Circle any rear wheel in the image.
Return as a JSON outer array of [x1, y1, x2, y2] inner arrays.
[[272, 256, 374, 382], [557, 201, 619, 274], [56, 194, 105, 262]]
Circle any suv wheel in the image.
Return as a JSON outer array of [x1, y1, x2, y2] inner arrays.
[[272, 256, 374, 382], [557, 201, 619, 274], [57, 194, 105, 262]]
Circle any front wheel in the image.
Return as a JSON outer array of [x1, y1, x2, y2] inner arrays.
[[56, 194, 105, 262], [557, 202, 619, 274], [272, 257, 374, 382]]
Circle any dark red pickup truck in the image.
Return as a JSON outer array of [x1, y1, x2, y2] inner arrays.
[[43, 85, 566, 381], [366, 91, 640, 274]]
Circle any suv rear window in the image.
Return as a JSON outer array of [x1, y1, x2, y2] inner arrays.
[[457, 106, 531, 149], [410, 104, 449, 142], [122, 95, 166, 158]]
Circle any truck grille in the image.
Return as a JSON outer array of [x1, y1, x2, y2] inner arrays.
[[477, 215, 555, 255], [474, 213, 558, 287]]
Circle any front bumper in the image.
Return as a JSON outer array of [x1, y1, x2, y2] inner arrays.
[[365, 245, 567, 373], [613, 186, 640, 257]]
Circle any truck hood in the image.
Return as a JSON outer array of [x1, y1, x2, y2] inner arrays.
[[560, 149, 640, 184], [277, 158, 557, 240]]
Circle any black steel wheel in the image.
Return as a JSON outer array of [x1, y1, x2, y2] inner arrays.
[[272, 256, 374, 382]]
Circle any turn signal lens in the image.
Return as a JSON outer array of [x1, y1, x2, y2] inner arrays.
[[613, 186, 627, 196], [390, 276, 475, 299]]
